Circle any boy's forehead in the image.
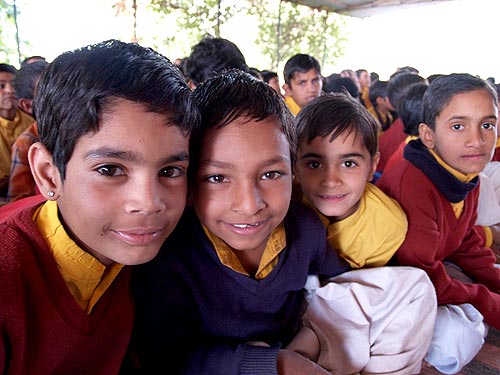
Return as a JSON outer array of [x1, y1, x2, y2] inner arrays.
[[0, 72, 15, 81], [292, 69, 320, 80], [204, 117, 290, 149], [433, 89, 498, 126]]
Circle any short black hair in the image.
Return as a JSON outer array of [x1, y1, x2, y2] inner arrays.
[[296, 93, 379, 158], [387, 72, 426, 110], [423, 73, 498, 130], [368, 79, 388, 106], [20, 55, 46, 67], [260, 70, 278, 84], [283, 54, 321, 85], [34, 39, 198, 180], [397, 83, 428, 136], [14, 60, 48, 100], [184, 36, 248, 86], [0, 63, 17, 75], [324, 76, 360, 99], [190, 69, 296, 180]]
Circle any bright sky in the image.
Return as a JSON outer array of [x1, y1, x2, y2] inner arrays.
[[11, 0, 500, 82]]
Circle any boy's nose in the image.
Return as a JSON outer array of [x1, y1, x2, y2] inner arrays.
[[231, 182, 265, 216], [126, 178, 165, 215], [467, 128, 486, 148], [321, 168, 342, 188]]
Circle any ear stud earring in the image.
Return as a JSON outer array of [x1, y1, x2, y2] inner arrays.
[[47, 191, 55, 197]]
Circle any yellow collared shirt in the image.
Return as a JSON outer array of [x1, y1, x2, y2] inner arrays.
[[33, 200, 123, 314], [204, 223, 286, 280]]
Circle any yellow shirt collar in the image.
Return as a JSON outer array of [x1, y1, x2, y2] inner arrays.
[[428, 148, 478, 183], [203, 223, 286, 280], [284, 96, 301, 116], [33, 200, 123, 314]]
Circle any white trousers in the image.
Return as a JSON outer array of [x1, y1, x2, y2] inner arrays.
[[477, 161, 500, 226], [287, 267, 437, 375], [425, 303, 487, 374]]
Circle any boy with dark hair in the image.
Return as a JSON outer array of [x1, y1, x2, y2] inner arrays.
[[13, 59, 48, 116], [282, 53, 322, 116], [184, 36, 248, 89], [0, 39, 197, 374], [130, 70, 348, 375], [0, 63, 33, 202], [261, 69, 283, 97], [356, 68, 372, 109], [7, 60, 49, 202], [287, 92, 436, 374], [367, 79, 393, 131], [377, 72, 427, 173], [384, 82, 428, 172], [377, 73, 500, 374]]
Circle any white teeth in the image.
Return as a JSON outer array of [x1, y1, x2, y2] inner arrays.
[[233, 223, 258, 228]]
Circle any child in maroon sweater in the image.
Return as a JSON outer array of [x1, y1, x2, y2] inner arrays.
[[378, 73, 499, 374], [0, 40, 197, 375]]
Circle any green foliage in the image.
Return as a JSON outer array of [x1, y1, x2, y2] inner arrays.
[[249, 0, 347, 70], [148, 0, 347, 71], [0, 0, 19, 65], [148, 0, 246, 55]]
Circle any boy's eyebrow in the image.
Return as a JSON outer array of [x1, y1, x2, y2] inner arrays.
[[84, 148, 189, 163], [201, 156, 290, 169], [446, 114, 498, 122], [300, 152, 366, 159]]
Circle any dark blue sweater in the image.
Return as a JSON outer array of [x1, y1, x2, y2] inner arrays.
[[130, 202, 349, 375]]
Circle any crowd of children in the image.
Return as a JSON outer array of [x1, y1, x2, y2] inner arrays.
[[1, 36, 500, 375]]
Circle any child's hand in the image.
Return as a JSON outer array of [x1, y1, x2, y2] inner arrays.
[[277, 349, 331, 375]]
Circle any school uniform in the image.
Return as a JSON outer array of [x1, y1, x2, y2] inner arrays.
[[378, 139, 500, 373], [288, 182, 436, 374], [0, 199, 132, 375], [130, 202, 349, 374]]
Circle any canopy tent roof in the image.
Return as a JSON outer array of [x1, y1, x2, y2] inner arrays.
[[283, 0, 454, 17]]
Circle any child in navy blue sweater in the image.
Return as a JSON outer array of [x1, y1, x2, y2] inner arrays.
[[129, 70, 349, 375]]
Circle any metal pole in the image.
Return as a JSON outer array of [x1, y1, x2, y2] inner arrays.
[[277, 0, 282, 69], [13, 0, 21, 66]]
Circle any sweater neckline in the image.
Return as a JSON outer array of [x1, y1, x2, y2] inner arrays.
[[403, 139, 478, 203]]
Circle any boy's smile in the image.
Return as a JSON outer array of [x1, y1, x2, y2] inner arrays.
[[53, 99, 190, 266], [192, 117, 292, 270], [420, 89, 498, 175], [296, 130, 378, 222]]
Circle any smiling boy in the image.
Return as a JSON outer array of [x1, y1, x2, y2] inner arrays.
[[0, 40, 197, 374], [377, 73, 500, 374], [287, 93, 435, 374], [130, 70, 348, 375]]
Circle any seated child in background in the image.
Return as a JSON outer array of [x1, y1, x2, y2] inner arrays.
[[367, 79, 393, 131], [384, 82, 428, 173], [377, 73, 500, 374], [129, 70, 349, 375], [0, 39, 197, 375], [287, 92, 436, 374], [7, 59, 49, 202]]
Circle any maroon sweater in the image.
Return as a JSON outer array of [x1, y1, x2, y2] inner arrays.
[[0, 200, 133, 374], [377, 140, 500, 329]]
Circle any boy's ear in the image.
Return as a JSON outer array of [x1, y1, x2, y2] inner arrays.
[[28, 142, 63, 200], [18, 98, 33, 116], [283, 83, 291, 96], [368, 152, 380, 181], [419, 123, 435, 149]]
